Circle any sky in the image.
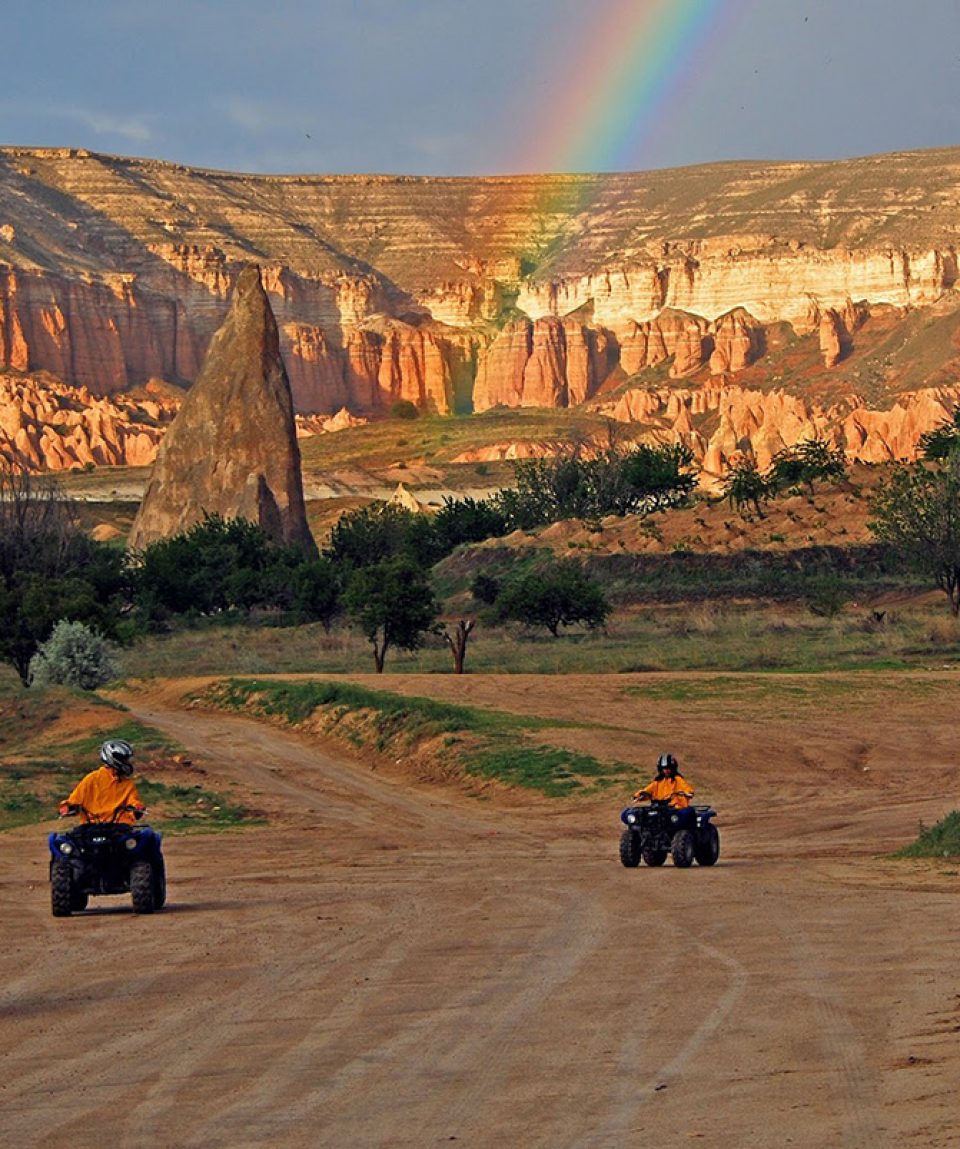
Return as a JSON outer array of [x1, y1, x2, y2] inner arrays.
[[3, 0, 960, 178]]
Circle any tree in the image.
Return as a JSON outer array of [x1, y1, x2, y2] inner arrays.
[[131, 513, 304, 621], [919, 407, 960, 461], [432, 496, 508, 552], [495, 561, 610, 637], [721, 458, 772, 519], [325, 503, 443, 571], [768, 439, 847, 495], [288, 556, 340, 628], [437, 618, 475, 674], [869, 454, 960, 615], [342, 556, 438, 672], [0, 463, 127, 684]]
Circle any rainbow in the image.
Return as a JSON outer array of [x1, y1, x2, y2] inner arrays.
[[516, 0, 741, 176]]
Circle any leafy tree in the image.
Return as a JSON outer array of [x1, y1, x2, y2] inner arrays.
[[288, 556, 341, 628], [721, 458, 772, 519], [919, 407, 960, 461], [342, 556, 439, 672], [768, 439, 847, 495], [432, 496, 508, 552], [615, 443, 697, 514], [0, 463, 128, 684], [325, 503, 443, 571], [131, 513, 301, 620], [29, 619, 118, 690], [869, 453, 960, 615], [470, 572, 502, 605], [495, 561, 610, 637]]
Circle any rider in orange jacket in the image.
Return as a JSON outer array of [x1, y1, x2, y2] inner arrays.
[[633, 752, 694, 809], [59, 739, 146, 825]]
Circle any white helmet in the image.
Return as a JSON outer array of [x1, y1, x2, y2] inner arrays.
[[101, 739, 135, 777]]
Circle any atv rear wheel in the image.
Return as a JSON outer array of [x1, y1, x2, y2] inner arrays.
[[51, 860, 74, 917], [671, 829, 695, 868], [619, 829, 641, 867], [130, 861, 157, 914], [642, 847, 668, 867], [694, 824, 720, 866]]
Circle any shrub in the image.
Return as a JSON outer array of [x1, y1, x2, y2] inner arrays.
[[389, 399, 419, 420], [28, 620, 117, 690]]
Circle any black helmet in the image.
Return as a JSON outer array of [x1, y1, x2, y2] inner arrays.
[[657, 752, 678, 776], [101, 738, 135, 777]]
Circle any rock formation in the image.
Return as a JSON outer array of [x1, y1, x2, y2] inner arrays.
[[128, 266, 316, 554], [3, 146, 960, 472]]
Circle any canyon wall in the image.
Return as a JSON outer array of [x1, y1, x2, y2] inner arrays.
[[2, 146, 960, 472]]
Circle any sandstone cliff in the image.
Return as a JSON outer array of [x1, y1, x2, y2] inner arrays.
[[128, 266, 316, 553], [2, 146, 960, 472]]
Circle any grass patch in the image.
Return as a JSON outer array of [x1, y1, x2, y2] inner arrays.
[[893, 811, 960, 859], [197, 677, 628, 797]]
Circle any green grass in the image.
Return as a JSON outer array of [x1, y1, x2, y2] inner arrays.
[[893, 811, 960, 859], [198, 677, 629, 797]]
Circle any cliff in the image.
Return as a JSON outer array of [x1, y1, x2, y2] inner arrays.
[[2, 145, 960, 472]]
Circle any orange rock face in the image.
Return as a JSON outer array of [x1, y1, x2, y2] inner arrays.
[[3, 146, 960, 469]]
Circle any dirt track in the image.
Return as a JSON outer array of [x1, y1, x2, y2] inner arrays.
[[2, 674, 959, 1149]]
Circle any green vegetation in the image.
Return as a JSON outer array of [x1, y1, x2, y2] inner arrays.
[[200, 677, 628, 797], [29, 620, 118, 690], [493, 559, 610, 636], [870, 452, 960, 615], [893, 811, 960, 859]]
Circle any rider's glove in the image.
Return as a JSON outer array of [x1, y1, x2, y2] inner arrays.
[[58, 802, 74, 817]]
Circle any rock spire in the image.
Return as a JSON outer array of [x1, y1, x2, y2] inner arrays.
[[129, 266, 316, 554]]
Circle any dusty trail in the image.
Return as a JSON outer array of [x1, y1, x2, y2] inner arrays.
[[2, 688, 959, 1149]]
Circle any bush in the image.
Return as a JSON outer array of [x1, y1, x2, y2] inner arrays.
[[28, 620, 117, 690], [389, 399, 419, 420]]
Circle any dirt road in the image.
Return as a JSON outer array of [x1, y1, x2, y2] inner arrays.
[[2, 675, 959, 1148]]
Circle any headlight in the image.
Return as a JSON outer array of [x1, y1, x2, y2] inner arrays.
[[626, 813, 637, 824], [670, 814, 679, 824], [59, 841, 74, 855], [124, 837, 138, 851]]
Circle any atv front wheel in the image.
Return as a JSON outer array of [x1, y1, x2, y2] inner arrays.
[[619, 829, 641, 868], [130, 861, 157, 914], [51, 860, 74, 917], [671, 829, 695, 868], [694, 824, 720, 866], [153, 855, 167, 909], [642, 847, 668, 867]]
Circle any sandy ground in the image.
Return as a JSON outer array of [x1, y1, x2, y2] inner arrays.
[[2, 672, 959, 1149]]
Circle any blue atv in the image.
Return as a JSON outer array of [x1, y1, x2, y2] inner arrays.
[[619, 799, 720, 868], [48, 805, 166, 916]]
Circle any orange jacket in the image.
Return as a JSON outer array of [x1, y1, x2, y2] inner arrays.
[[635, 773, 694, 809], [61, 766, 144, 825]]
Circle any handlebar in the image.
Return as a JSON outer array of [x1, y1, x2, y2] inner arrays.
[[57, 803, 146, 822]]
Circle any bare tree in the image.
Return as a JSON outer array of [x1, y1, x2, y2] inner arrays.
[[439, 618, 475, 674]]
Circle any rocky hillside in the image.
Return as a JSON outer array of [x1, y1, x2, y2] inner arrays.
[[2, 145, 960, 473]]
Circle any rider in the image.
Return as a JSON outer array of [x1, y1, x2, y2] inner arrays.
[[633, 752, 694, 809], [59, 739, 146, 825]]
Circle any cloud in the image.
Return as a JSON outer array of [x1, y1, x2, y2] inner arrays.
[[59, 107, 154, 143]]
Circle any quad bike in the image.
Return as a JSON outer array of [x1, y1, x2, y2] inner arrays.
[[48, 804, 166, 916], [619, 799, 720, 868]]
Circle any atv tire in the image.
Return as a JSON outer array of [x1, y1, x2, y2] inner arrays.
[[153, 855, 167, 909], [70, 888, 89, 912], [642, 847, 668, 867], [130, 861, 157, 914], [620, 829, 641, 868], [671, 829, 695, 868], [694, 824, 720, 867], [51, 860, 74, 917]]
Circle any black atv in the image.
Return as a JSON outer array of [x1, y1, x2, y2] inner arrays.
[[619, 799, 720, 868], [48, 805, 166, 916]]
